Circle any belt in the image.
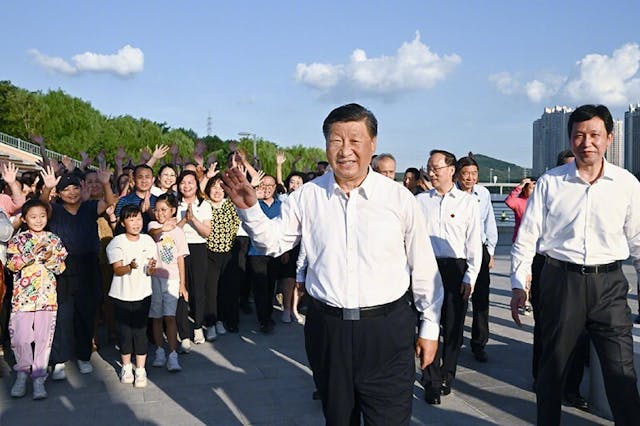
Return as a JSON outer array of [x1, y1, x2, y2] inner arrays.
[[545, 257, 620, 275], [311, 293, 409, 321]]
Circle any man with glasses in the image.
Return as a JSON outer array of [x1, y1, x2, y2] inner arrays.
[[417, 149, 482, 404]]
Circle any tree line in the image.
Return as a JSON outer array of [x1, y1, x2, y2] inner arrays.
[[0, 81, 326, 177]]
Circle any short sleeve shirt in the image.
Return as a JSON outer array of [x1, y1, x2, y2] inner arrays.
[[147, 221, 190, 280], [106, 233, 157, 301]]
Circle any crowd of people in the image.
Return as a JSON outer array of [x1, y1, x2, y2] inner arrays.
[[0, 102, 639, 426]]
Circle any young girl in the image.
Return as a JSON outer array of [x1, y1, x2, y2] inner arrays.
[[6, 199, 67, 400], [106, 205, 157, 388], [147, 193, 189, 371]]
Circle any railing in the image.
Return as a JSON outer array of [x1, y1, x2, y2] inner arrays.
[[0, 131, 81, 167]]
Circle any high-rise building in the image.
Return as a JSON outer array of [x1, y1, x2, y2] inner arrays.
[[625, 104, 640, 174], [532, 106, 573, 176], [606, 120, 624, 167]]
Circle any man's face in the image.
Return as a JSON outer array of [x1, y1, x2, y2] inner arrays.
[[457, 165, 478, 192], [326, 120, 376, 188], [570, 117, 612, 168], [375, 158, 396, 180], [259, 176, 276, 200], [427, 153, 455, 191], [134, 168, 154, 192]]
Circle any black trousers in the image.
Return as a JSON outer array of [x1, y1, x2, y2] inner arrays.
[[423, 258, 468, 390], [232, 236, 251, 307], [176, 243, 208, 339], [204, 251, 231, 327], [530, 253, 588, 397], [112, 297, 151, 356], [305, 294, 416, 426], [470, 245, 490, 352], [536, 258, 640, 426], [247, 255, 279, 325]]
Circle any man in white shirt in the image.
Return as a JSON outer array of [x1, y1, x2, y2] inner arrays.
[[511, 104, 640, 425], [455, 154, 498, 363], [417, 150, 482, 404], [222, 103, 443, 425]]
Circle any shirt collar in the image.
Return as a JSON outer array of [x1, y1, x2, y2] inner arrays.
[[325, 167, 375, 200], [564, 158, 615, 183], [429, 183, 461, 198]]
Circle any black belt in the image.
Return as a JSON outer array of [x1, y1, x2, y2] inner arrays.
[[546, 257, 620, 275], [311, 293, 409, 321]]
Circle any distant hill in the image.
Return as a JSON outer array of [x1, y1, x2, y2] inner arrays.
[[473, 154, 530, 183]]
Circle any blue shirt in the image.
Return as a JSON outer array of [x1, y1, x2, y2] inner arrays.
[[248, 198, 282, 256]]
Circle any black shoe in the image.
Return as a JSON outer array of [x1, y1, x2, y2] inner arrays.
[[440, 378, 451, 396], [260, 321, 275, 334], [312, 390, 321, 400], [472, 348, 488, 363], [564, 393, 589, 411], [424, 386, 441, 405]]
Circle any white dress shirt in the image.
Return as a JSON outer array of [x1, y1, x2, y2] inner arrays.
[[511, 160, 640, 290], [416, 186, 482, 287], [470, 184, 498, 256], [238, 169, 444, 339]]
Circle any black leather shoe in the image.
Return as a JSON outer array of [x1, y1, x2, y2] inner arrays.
[[424, 386, 441, 405], [564, 393, 589, 411], [473, 348, 488, 363], [440, 379, 451, 396]]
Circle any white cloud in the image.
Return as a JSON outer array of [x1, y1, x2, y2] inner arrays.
[[565, 43, 640, 106], [27, 49, 77, 75], [491, 43, 640, 106], [28, 45, 144, 77], [295, 32, 461, 97]]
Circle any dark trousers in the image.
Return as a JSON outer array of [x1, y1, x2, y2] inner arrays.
[[176, 243, 208, 339], [536, 258, 640, 426], [112, 297, 151, 356], [470, 245, 490, 352], [233, 236, 251, 307], [423, 258, 468, 390], [248, 255, 279, 325], [530, 253, 588, 397], [49, 255, 100, 363], [204, 251, 231, 327], [305, 295, 416, 426]]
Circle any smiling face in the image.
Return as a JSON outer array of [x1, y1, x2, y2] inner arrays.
[[208, 179, 225, 203], [134, 167, 154, 193], [122, 212, 144, 236], [288, 175, 304, 192], [259, 176, 276, 201], [84, 172, 104, 199], [326, 120, 376, 191], [154, 199, 176, 224], [58, 184, 82, 205], [456, 165, 478, 192], [158, 167, 177, 190], [427, 153, 455, 193], [178, 174, 198, 201], [570, 116, 612, 168], [23, 205, 48, 234]]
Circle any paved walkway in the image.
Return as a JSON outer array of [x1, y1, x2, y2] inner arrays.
[[1, 246, 637, 425]]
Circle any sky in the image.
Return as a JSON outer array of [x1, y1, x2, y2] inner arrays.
[[2, 0, 640, 170]]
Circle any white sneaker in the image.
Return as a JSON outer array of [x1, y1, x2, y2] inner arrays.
[[32, 376, 47, 400], [77, 359, 93, 374], [166, 351, 182, 372], [178, 338, 192, 353], [193, 328, 205, 344], [152, 348, 166, 367], [215, 321, 227, 335], [134, 368, 147, 388], [120, 363, 134, 384], [51, 363, 66, 381], [10, 371, 28, 398], [281, 309, 292, 324], [206, 326, 217, 342]]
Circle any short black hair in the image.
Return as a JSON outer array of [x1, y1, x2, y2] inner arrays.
[[429, 149, 457, 167], [556, 149, 575, 166], [119, 204, 142, 222], [322, 103, 377, 140], [567, 104, 613, 138], [21, 198, 50, 218], [456, 152, 479, 173], [404, 167, 420, 177], [133, 163, 154, 177], [156, 192, 178, 211], [204, 175, 224, 197], [317, 160, 329, 168]]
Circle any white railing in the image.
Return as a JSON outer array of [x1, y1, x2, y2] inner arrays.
[[0, 131, 81, 166]]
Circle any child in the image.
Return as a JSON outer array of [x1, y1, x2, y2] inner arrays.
[[6, 199, 68, 400], [106, 205, 157, 388], [147, 193, 189, 371]]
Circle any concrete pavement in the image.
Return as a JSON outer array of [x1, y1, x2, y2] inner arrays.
[[1, 245, 636, 425]]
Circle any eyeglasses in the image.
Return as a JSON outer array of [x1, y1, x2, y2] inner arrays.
[[260, 184, 276, 188], [426, 165, 452, 174]]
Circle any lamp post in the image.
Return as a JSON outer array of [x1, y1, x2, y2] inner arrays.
[[489, 168, 494, 183]]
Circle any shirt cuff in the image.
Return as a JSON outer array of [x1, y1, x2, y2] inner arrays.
[[486, 245, 495, 256], [418, 319, 440, 340]]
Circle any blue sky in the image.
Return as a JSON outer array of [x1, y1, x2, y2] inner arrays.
[[3, 1, 639, 170]]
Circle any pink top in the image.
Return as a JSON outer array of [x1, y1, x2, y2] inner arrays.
[[504, 186, 530, 242]]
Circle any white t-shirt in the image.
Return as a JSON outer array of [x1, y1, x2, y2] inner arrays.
[[177, 199, 213, 244], [106, 233, 158, 301]]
